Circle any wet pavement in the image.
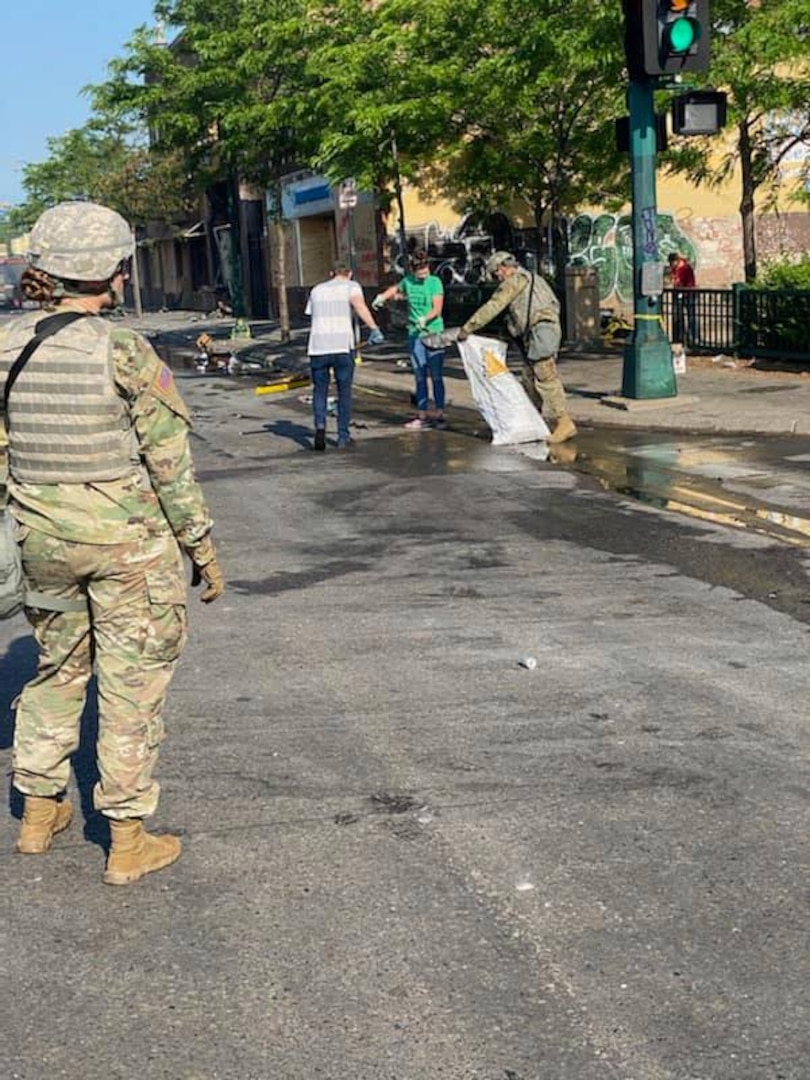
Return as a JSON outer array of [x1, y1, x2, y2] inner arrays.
[[547, 428, 810, 547], [111, 307, 810, 550], [4, 304, 810, 594]]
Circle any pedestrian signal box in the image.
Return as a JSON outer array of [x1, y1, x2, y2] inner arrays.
[[624, 0, 711, 78], [672, 90, 727, 135]]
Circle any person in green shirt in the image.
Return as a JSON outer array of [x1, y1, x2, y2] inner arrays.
[[373, 250, 447, 429]]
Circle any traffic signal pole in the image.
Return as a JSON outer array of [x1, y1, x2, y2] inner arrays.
[[622, 78, 677, 400], [620, 0, 712, 399]]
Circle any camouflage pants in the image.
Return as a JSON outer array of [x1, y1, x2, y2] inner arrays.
[[521, 357, 569, 422], [13, 527, 188, 819]]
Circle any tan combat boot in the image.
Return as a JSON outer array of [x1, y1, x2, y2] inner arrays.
[[548, 413, 578, 444], [103, 819, 182, 886], [16, 795, 73, 854]]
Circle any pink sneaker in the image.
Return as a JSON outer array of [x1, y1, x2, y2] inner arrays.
[[404, 417, 428, 430]]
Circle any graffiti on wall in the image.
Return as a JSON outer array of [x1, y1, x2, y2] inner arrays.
[[568, 212, 696, 304]]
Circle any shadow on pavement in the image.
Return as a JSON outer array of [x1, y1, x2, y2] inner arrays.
[[253, 418, 313, 449]]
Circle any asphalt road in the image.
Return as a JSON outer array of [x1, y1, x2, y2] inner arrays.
[[1, 370, 807, 1080]]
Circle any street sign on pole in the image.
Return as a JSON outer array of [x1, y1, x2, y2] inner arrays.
[[338, 178, 358, 209]]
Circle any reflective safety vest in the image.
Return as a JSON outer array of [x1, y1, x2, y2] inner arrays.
[[0, 313, 136, 484]]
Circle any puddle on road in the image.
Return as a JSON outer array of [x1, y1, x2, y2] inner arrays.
[[155, 334, 298, 380], [347, 384, 810, 548], [548, 429, 810, 547], [299, 377, 810, 547]]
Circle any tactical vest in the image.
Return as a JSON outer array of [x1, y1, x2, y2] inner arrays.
[[505, 269, 561, 339], [0, 313, 136, 484]]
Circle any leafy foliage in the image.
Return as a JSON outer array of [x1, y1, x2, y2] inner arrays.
[[304, 0, 630, 270], [93, 0, 317, 189], [755, 253, 810, 290], [10, 121, 191, 232], [80, 0, 633, 273], [662, 0, 810, 280]]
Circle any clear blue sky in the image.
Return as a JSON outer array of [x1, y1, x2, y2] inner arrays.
[[0, 0, 159, 208]]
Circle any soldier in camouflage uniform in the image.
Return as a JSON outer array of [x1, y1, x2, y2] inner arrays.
[[457, 251, 577, 443], [0, 201, 225, 885]]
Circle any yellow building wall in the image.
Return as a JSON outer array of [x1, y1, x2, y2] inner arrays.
[[399, 188, 462, 234], [391, 172, 743, 236]]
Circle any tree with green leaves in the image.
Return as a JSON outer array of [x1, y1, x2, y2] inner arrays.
[[85, 0, 633, 311], [92, 0, 321, 328], [435, 0, 629, 278], [663, 0, 810, 282], [9, 118, 191, 235], [100, 0, 317, 186], [307, 0, 630, 281]]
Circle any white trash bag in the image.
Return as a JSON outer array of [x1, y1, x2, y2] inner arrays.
[[458, 335, 550, 445]]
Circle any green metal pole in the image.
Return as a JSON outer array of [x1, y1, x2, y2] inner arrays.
[[622, 79, 677, 399]]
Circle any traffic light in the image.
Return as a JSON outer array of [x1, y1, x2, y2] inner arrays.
[[625, 1, 711, 79], [649, 1, 710, 76]]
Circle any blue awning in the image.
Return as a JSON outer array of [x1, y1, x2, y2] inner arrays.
[[293, 183, 332, 206]]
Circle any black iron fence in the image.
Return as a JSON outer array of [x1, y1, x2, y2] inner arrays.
[[661, 288, 734, 352], [660, 286, 810, 363], [735, 286, 810, 361]]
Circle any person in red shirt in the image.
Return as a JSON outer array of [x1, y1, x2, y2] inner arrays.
[[668, 252, 698, 345]]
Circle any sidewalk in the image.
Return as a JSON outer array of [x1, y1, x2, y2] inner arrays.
[[558, 349, 810, 437], [124, 310, 810, 438]]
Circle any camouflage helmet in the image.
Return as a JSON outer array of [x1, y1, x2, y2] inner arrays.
[[28, 201, 133, 281], [485, 250, 518, 279]]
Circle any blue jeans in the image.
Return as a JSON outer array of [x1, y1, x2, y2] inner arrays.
[[309, 352, 355, 443], [409, 335, 446, 412]]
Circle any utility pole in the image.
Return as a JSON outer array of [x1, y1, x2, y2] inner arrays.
[[390, 132, 408, 272], [130, 228, 144, 319]]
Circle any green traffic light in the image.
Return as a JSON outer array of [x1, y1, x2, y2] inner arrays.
[[667, 16, 698, 54]]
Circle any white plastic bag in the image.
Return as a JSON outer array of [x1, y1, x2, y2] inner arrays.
[[458, 335, 550, 445]]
